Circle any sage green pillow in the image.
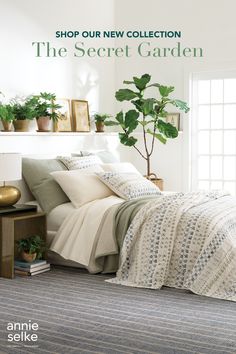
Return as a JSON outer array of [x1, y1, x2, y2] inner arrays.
[[22, 158, 69, 213]]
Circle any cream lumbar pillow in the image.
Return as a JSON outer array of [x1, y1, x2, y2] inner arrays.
[[50, 170, 114, 208], [96, 172, 161, 200], [102, 162, 141, 175], [57, 155, 102, 170]]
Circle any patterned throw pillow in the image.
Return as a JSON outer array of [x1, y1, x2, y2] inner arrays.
[[57, 156, 102, 170], [96, 172, 161, 200]]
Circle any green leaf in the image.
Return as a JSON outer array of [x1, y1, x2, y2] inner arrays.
[[116, 111, 124, 125], [133, 74, 151, 90], [157, 119, 178, 138], [142, 98, 156, 115], [123, 80, 134, 85], [119, 133, 137, 146], [104, 120, 120, 126], [146, 83, 160, 89], [131, 99, 143, 112], [115, 89, 139, 101], [124, 109, 139, 133], [147, 129, 167, 144], [159, 85, 175, 97], [171, 99, 190, 113]]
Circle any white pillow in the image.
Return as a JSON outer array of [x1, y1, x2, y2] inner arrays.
[[96, 172, 161, 200], [57, 155, 102, 170], [102, 162, 141, 175], [50, 170, 114, 208]]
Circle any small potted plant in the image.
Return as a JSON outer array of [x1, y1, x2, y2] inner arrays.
[[16, 235, 46, 262], [94, 113, 112, 132], [11, 96, 35, 132], [29, 92, 62, 132], [0, 104, 15, 132]]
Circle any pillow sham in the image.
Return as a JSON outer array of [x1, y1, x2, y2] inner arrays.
[[22, 158, 69, 213], [72, 150, 119, 163], [57, 155, 102, 170], [50, 170, 114, 208], [96, 172, 161, 200], [102, 162, 141, 175]]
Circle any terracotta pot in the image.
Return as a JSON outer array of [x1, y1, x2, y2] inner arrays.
[[21, 251, 37, 263], [13, 120, 30, 132], [36, 116, 50, 132], [1, 120, 13, 132], [95, 121, 105, 133]]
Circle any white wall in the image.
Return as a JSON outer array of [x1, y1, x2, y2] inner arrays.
[[114, 0, 236, 190], [0, 0, 116, 116]]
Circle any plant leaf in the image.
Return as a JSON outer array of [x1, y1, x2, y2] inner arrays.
[[157, 119, 178, 138], [115, 111, 124, 125], [124, 109, 139, 133], [133, 74, 151, 90], [170, 99, 190, 113], [142, 98, 156, 115], [119, 133, 137, 146], [147, 129, 167, 144], [115, 89, 139, 101], [104, 120, 120, 126], [159, 85, 175, 97], [146, 83, 160, 89]]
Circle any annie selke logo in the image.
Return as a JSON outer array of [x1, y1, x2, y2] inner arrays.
[[6, 320, 39, 349]]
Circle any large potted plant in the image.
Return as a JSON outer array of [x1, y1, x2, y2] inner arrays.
[[107, 74, 189, 187], [16, 235, 46, 262], [94, 113, 112, 132], [11, 97, 35, 132], [29, 92, 62, 132]]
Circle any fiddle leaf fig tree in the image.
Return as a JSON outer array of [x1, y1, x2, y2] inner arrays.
[[106, 74, 190, 177]]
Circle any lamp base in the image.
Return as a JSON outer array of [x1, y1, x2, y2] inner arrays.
[[0, 186, 21, 207]]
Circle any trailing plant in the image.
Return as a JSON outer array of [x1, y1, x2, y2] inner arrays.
[[107, 74, 190, 176], [29, 92, 62, 122], [16, 235, 46, 260]]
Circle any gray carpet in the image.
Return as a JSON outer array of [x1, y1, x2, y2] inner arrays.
[[0, 267, 235, 354]]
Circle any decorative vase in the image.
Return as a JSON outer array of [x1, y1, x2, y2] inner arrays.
[[1, 120, 13, 132], [21, 251, 37, 263], [13, 120, 30, 132], [95, 121, 105, 133], [36, 116, 50, 132]]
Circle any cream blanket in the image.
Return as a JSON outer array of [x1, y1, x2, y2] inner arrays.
[[108, 191, 236, 302], [50, 196, 123, 272]]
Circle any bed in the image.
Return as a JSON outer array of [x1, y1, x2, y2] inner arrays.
[[19, 152, 236, 302]]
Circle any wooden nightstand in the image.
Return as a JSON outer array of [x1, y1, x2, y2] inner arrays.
[[0, 205, 46, 279]]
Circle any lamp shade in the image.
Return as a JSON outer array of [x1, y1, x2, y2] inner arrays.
[[0, 153, 22, 182]]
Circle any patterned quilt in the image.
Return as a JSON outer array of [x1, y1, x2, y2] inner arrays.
[[108, 191, 236, 301]]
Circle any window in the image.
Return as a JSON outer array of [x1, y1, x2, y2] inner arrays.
[[191, 71, 236, 195]]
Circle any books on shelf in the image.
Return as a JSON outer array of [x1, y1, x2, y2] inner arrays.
[[14, 259, 50, 276]]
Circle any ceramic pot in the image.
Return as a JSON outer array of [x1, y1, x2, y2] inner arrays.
[[1, 120, 13, 132], [21, 251, 37, 263], [36, 116, 50, 132], [95, 121, 105, 132], [13, 120, 30, 132]]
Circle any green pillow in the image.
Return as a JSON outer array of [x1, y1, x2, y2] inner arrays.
[[22, 158, 69, 213]]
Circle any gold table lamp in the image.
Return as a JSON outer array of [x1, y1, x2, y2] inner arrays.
[[0, 153, 22, 207]]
